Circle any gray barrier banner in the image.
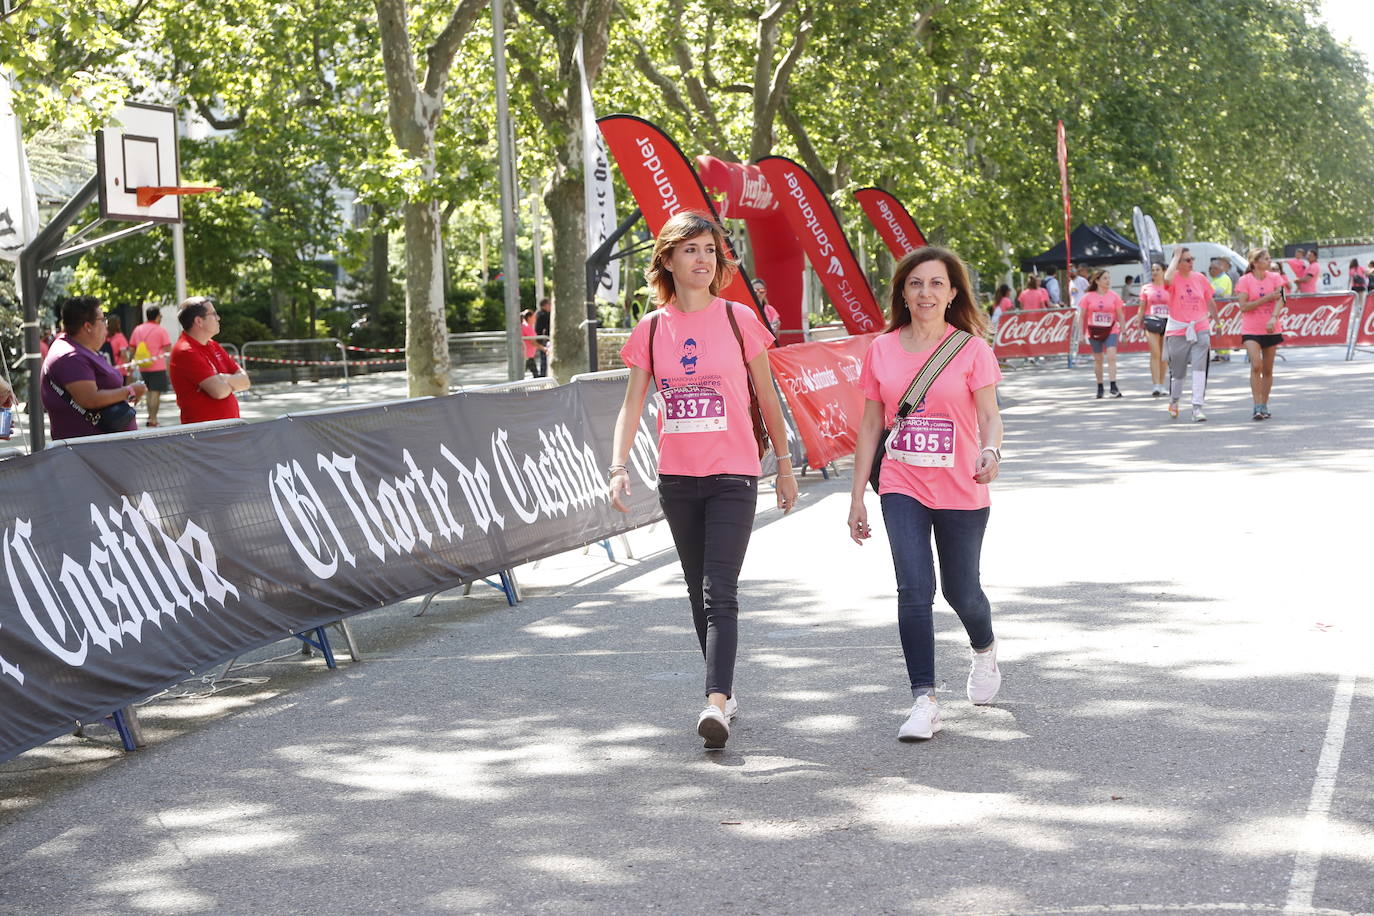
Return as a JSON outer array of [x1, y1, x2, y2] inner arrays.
[[0, 376, 666, 761]]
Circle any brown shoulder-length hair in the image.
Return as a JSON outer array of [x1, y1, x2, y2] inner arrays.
[[885, 246, 987, 337], [644, 211, 739, 306]]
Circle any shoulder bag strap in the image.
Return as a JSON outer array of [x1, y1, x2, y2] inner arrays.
[[893, 328, 974, 422], [724, 303, 760, 397], [46, 373, 104, 428], [647, 313, 659, 388]]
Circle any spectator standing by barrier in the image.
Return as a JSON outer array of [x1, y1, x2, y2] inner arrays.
[[1139, 263, 1171, 396], [1348, 259, 1366, 297], [607, 211, 798, 750], [1081, 269, 1125, 399], [1235, 249, 1288, 421], [752, 277, 782, 335], [40, 296, 145, 439], [1069, 263, 1091, 308], [534, 298, 552, 377], [169, 296, 251, 424], [991, 284, 1014, 331], [99, 314, 130, 379], [1209, 258, 1235, 363], [1285, 248, 1306, 286], [1299, 249, 1320, 293], [1044, 270, 1062, 305], [847, 247, 1004, 742], [1017, 275, 1049, 311], [128, 305, 171, 427], [1164, 247, 1218, 422]]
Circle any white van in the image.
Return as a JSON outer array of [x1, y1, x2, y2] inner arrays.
[[1103, 242, 1247, 298]]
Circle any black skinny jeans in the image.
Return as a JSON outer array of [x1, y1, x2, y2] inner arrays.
[[657, 474, 758, 698]]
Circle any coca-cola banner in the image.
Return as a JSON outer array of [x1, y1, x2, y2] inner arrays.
[[596, 114, 762, 316], [756, 156, 885, 336], [768, 334, 878, 469], [0, 378, 670, 762], [1075, 311, 1151, 355], [994, 308, 1077, 359], [854, 187, 927, 257], [1357, 295, 1374, 347], [1209, 292, 1356, 350]]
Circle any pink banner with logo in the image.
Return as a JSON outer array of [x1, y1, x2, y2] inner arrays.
[[767, 333, 878, 469], [994, 308, 1076, 359]]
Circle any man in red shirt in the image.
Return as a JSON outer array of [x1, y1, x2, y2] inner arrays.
[[169, 296, 251, 425]]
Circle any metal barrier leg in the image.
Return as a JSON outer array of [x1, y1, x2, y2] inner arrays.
[[109, 709, 138, 752], [294, 626, 338, 669], [598, 539, 615, 561], [616, 534, 634, 560], [333, 620, 362, 661]]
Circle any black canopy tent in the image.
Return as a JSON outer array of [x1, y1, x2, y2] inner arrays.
[[1020, 223, 1141, 272]]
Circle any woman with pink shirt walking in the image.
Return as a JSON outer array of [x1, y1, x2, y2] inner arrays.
[[607, 211, 798, 750], [1080, 269, 1126, 399], [848, 247, 1005, 742], [1016, 275, 1050, 311], [1235, 248, 1289, 420], [1137, 262, 1171, 396]]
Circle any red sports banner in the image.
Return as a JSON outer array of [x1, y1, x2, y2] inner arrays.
[[756, 156, 885, 336], [853, 187, 926, 257], [1357, 295, 1374, 346], [597, 114, 761, 314], [1077, 310, 1150, 354], [1208, 292, 1355, 349], [767, 333, 878, 469], [994, 308, 1076, 359]]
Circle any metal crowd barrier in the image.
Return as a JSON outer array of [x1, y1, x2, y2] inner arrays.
[[240, 337, 350, 395]]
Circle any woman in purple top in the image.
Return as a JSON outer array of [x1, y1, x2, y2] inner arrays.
[[40, 296, 147, 439]]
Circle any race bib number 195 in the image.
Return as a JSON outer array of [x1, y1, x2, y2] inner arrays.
[[886, 416, 956, 468], [656, 385, 727, 433]]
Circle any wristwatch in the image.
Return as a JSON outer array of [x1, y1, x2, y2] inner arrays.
[[980, 446, 1002, 462]]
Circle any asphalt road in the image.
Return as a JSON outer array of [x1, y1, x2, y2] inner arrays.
[[1, 348, 1370, 915]]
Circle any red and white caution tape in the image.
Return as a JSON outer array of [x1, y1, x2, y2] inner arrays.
[[345, 344, 406, 354]]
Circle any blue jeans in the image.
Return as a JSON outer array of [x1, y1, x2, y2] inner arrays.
[[658, 474, 758, 697], [879, 493, 995, 695]]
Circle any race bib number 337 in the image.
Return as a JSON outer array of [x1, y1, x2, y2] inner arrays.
[[887, 416, 956, 468], [657, 385, 727, 433]]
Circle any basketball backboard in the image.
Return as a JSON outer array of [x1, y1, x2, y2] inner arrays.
[[96, 102, 182, 223]]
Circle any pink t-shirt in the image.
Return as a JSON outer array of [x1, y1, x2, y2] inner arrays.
[[1080, 291, 1123, 334], [1138, 282, 1171, 318], [1235, 271, 1288, 335], [521, 318, 538, 359], [1165, 272, 1214, 335], [620, 298, 774, 477], [1299, 260, 1320, 294], [763, 303, 781, 334], [860, 326, 1002, 511], [1017, 288, 1050, 311], [1286, 257, 1306, 282], [129, 321, 172, 371]]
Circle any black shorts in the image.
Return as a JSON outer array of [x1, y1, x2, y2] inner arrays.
[[142, 369, 169, 392], [1241, 334, 1284, 348]]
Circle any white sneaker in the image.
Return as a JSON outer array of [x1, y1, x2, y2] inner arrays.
[[898, 695, 942, 741], [697, 705, 730, 748], [724, 695, 738, 721], [967, 639, 1002, 705]]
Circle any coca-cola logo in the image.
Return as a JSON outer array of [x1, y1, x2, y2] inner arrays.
[[1280, 303, 1348, 340], [1362, 305, 1374, 338], [996, 310, 1074, 346]]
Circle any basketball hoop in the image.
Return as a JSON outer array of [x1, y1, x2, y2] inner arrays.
[[135, 185, 222, 208]]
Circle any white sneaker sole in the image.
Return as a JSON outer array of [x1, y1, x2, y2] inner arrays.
[[698, 714, 729, 749], [898, 716, 942, 742]]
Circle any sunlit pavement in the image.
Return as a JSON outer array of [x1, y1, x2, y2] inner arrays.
[[1, 350, 1371, 915]]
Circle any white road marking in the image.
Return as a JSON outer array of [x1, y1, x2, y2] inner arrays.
[[1285, 672, 1359, 915]]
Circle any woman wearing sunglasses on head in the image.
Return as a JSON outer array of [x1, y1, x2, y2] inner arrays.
[[606, 211, 798, 751]]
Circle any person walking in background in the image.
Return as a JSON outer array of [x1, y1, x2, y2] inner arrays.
[[534, 297, 552, 377], [1347, 259, 1366, 297], [607, 211, 798, 751], [1017, 275, 1049, 311], [1285, 249, 1307, 286], [128, 304, 171, 427], [1069, 263, 1091, 308], [991, 284, 1014, 331], [1299, 249, 1321, 293], [169, 296, 252, 425], [1081, 269, 1126, 399], [40, 296, 146, 440], [1208, 258, 1234, 363], [848, 247, 1004, 742], [751, 277, 782, 335], [1235, 249, 1288, 421], [1164, 247, 1218, 421], [1043, 270, 1062, 305], [520, 309, 545, 378], [99, 314, 131, 380], [1138, 262, 1171, 396]]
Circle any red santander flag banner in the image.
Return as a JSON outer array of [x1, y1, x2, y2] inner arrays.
[[1209, 292, 1355, 350], [756, 156, 885, 335], [854, 187, 926, 257], [597, 114, 761, 314], [767, 333, 878, 469], [994, 307, 1076, 359], [1057, 119, 1072, 275]]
